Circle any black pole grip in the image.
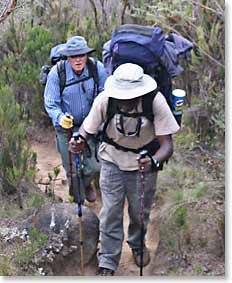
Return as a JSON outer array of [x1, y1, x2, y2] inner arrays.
[[139, 149, 148, 159], [72, 132, 81, 141]]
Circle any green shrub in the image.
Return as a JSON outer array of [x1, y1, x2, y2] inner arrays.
[[194, 182, 207, 199], [15, 228, 47, 266], [175, 207, 188, 231], [27, 194, 45, 208], [0, 256, 11, 276], [0, 85, 35, 196]]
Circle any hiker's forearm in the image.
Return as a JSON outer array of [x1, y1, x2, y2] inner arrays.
[[154, 135, 173, 162]]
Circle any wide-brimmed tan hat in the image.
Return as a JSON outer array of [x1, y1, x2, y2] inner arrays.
[[59, 36, 95, 56], [104, 63, 157, 100]]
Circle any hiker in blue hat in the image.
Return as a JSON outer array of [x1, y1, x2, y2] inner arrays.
[[69, 63, 180, 275], [44, 36, 107, 203]]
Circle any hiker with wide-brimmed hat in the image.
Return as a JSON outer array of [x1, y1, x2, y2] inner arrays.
[[69, 63, 180, 275], [44, 35, 107, 204]]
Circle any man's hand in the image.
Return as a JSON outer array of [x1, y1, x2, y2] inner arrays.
[[137, 155, 152, 173], [59, 114, 74, 129], [69, 137, 85, 154]]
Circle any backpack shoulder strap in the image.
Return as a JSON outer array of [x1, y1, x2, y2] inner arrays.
[[103, 92, 158, 136], [57, 60, 66, 94], [57, 58, 100, 96], [106, 97, 118, 119], [142, 89, 159, 122], [101, 97, 117, 136], [87, 57, 99, 97]]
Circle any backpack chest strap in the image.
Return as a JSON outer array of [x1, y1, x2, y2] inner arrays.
[[117, 109, 145, 118], [64, 76, 93, 88]]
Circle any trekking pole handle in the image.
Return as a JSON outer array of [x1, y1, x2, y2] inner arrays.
[[73, 131, 81, 141], [139, 149, 148, 159], [72, 132, 81, 164], [72, 131, 86, 143], [72, 132, 84, 173]]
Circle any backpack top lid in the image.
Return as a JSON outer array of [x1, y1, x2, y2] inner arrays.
[[110, 24, 166, 69], [50, 43, 66, 65]]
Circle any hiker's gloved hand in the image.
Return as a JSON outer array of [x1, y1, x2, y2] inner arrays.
[[137, 155, 152, 173], [69, 137, 85, 154], [59, 114, 74, 129]]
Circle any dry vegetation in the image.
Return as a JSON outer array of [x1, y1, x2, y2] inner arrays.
[[0, 0, 225, 276]]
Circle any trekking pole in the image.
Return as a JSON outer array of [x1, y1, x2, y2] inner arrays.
[[68, 128, 75, 197], [72, 132, 85, 276], [66, 113, 75, 198], [138, 149, 148, 276]]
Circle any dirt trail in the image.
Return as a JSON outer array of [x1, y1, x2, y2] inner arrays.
[[32, 130, 69, 201], [31, 127, 159, 276]]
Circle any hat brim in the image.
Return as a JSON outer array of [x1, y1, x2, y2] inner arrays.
[[59, 47, 95, 56], [104, 74, 157, 100]]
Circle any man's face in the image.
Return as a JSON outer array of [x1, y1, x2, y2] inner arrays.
[[117, 97, 140, 111], [67, 54, 88, 74]]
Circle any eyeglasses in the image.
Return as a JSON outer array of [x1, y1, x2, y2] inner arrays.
[[116, 114, 142, 137], [69, 54, 86, 58]]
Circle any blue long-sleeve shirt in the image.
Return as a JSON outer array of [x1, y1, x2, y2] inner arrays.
[[44, 58, 107, 127]]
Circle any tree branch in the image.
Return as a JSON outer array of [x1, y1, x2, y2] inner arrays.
[[0, 0, 18, 24], [88, 0, 99, 31], [99, 0, 108, 31], [149, 12, 224, 69], [121, 0, 129, 24]]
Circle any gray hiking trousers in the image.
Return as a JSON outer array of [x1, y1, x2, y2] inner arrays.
[[55, 127, 100, 202], [98, 159, 157, 271]]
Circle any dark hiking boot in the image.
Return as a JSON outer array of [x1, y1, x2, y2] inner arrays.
[[85, 184, 97, 202], [96, 267, 114, 276], [132, 246, 151, 267]]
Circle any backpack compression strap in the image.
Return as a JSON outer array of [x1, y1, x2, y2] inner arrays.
[[57, 58, 99, 95]]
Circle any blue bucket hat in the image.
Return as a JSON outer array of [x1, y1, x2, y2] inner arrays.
[[59, 36, 95, 56]]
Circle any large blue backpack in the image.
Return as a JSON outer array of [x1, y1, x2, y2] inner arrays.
[[99, 24, 193, 159], [103, 24, 193, 111]]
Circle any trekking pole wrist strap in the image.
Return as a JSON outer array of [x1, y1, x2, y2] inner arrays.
[[149, 155, 163, 171]]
